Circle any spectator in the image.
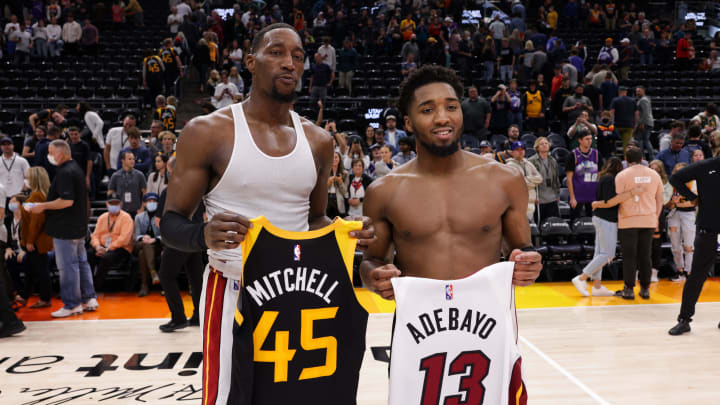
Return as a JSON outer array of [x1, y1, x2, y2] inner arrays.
[[309, 53, 334, 107], [529, 42, 548, 78], [488, 14, 505, 50], [3, 15, 20, 56], [104, 114, 137, 174], [507, 79, 523, 130], [18, 167, 53, 308], [456, 31, 473, 81], [23, 126, 46, 160], [61, 14, 81, 56], [108, 151, 147, 217], [658, 121, 685, 152], [529, 137, 561, 222], [507, 141, 543, 220], [596, 111, 620, 160], [617, 38, 633, 80], [422, 37, 444, 66], [561, 59, 578, 88], [567, 110, 598, 150], [347, 158, 373, 216], [566, 131, 603, 220], [337, 39, 359, 96], [4, 193, 26, 304], [393, 137, 416, 165], [80, 18, 98, 55], [90, 194, 134, 290], [590, 64, 617, 89], [498, 38, 515, 83], [400, 12, 415, 41], [510, 11, 525, 33], [194, 39, 211, 93], [563, 84, 594, 127], [125, 0, 144, 27], [599, 72, 618, 111], [206, 69, 221, 94], [142, 48, 165, 108], [375, 145, 398, 178], [384, 115, 407, 152], [550, 65, 564, 98], [77, 102, 104, 149], [153, 95, 176, 132], [400, 33, 420, 64], [0, 202, 25, 335], [401, 52, 418, 78], [158, 131, 176, 158], [327, 151, 348, 218], [568, 49, 584, 78], [635, 86, 655, 161], [623, 140, 650, 168], [317, 36, 336, 72], [676, 32, 691, 71], [668, 135, 720, 335], [691, 103, 719, 137], [29, 104, 67, 131], [598, 37, 619, 66], [67, 127, 92, 189], [367, 142, 383, 177], [480, 37, 496, 81], [667, 162, 697, 281], [31, 18, 48, 58], [610, 86, 637, 150], [489, 85, 512, 134], [134, 192, 161, 297], [343, 135, 369, 170], [551, 77, 573, 123], [147, 154, 169, 195], [614, 147, 664, 300], [28, 140, 95, 317], [502, 124, 521, 151], [636, 27, 654, 65], [34, 126, 61, 178], [46, 15, 62, 57], [212, 69, 239, 110], [573, 157, 636, 297], [10, 21, 32, 64], [0, 136, 30, 198], [461, 86, 491, 139], [111, 0, 125, 29], [167, 6, 182, 34], [684, 125, 712, 160], [160, 38, 182, 96], [522, 79, 547, 134]]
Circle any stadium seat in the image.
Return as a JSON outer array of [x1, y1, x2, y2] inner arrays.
[[95, 87, 114, 98], [461, 135, 480, 149], [0, 110, 15, 122], [490, 134, 507, 150], [551, 147, 570, 165], [38, 87, 57, 98], [521, 133, 537, 146], [539, 217, 582, 281], [18, 87, 37, 98], [0, 86, 18, 98], [337, 119, 358, 133], [115, 87, 133, 98], [77, 87, 94, 98], [58, 87, 75, 98]]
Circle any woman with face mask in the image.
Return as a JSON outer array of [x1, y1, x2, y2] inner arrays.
[[133, 192, 162, 297], [17, 167, 54, 309]]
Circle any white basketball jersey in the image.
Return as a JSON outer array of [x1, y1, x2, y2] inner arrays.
[[389, 262, 527, 405]]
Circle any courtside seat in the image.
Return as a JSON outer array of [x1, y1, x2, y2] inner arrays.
[[540, 217, 581, 281]]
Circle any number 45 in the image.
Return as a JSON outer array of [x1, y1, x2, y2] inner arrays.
[[254, 307, 339, 383]]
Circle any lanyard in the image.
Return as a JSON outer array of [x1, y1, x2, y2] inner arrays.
[[107, 215, 118, 233], [11, 219, 19, 241], [2, 154, 16, 173]]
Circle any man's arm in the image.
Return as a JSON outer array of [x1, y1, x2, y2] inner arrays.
[[669, 162, 701, 201], [29, 198, 73, 213], [28, 113, 38, 130], [500, 167, 542, 286], [304, 122, 334, 230], [359, 177, 400, 299], [104, 138, 111, 169]]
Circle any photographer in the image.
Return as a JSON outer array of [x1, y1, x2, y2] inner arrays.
[[211, 69, 239, 109]]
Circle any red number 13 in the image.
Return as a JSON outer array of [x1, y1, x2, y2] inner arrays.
[[419, 350, 491, 405]]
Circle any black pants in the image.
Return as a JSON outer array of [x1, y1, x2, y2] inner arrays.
[[619, 228, 654, 289], [536, 201, 560, 224], [679, 228, 719, 321], [22, 251, 51, 302], [94, 248, 131, 291], [165, 72, 179, 96], [146, 80, 164, 106], [570, 202, 593, 222], [159, 247, 203, 323], [326, 193, 345, 219], [0, 267, 20, 327]]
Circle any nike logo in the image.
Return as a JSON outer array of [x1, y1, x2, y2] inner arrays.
[[710, 170, 717, 174]]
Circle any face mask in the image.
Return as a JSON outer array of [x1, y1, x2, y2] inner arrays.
[[146, 202, 158, 212], [602, 119, 610, 125], [24, 179, 30, 189], [107, 205, 121, 214], [8, 203, 18, 212], [48, 154, 58, 166]]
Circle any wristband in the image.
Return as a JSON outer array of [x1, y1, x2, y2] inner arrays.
[[520, 246, 537, 253]]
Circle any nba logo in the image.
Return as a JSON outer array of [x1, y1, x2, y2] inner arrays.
[[445, 284, 453, 300], [293, 244, 301, 261], [233, 280, 239, 291]]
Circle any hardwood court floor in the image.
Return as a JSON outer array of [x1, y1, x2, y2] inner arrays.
[[3, 280, 720, 404]]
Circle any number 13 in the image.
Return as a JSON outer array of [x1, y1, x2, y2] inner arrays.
[[419, 350, 491, 405]]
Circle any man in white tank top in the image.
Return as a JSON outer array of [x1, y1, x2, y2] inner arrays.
[[159, 23, 374, 405], [359, 66, 542, 402]]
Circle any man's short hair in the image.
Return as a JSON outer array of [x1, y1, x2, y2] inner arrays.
[[687, 125, 701, 139], [156, 95, 166, 105], [120, 150, 135, 161], [398, 137, 412, 146], [151, 120, 163, 128], [68, 126, 80, 133], [508, 124, 519, 132], [398, 65, 463, 117], [671, 132, 686, 142], [125, 114, 137, 122], [625, 147, 643, 163], [707, 103, 718, 116], [55, 104, 68, 112], [126, 127, 141, 138], [47, 126, 61, 137], [49, 139, 71, 156], [671, 120, 686, 130], [250, 23, 300, 54]]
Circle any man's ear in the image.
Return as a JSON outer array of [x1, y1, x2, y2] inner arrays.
[[246, 53, 256, 75], [403, 114, 414, 134]]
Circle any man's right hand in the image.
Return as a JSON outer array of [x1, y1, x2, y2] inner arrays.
[[570, 197, 578, 209], [204, 212, 252, 251], [366, 264, 401, 300]]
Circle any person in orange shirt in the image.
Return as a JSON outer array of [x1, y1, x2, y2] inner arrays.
[[614, 147, 664, 300], [400, 12, 416, 41], [546, 5, 558, 30], [91, 194, 135, 290]]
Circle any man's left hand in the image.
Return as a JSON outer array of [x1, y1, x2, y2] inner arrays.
[[28, 203, 45, 214], [509, 249, 542, 286], [345, 215, 376, 251]]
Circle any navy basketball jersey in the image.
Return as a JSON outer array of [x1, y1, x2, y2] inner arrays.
[[229, 216, 368, 405], [389, 262, 527, 405]]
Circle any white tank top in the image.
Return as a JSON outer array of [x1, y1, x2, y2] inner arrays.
[[204, 102, 317, 279], [389, 262, 527, 405]]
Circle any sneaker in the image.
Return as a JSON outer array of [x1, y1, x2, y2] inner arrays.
[[670, 272, 686, 282], [669, 319, 691, 336], [0, 320, 26, 338], [639, 288, 650, 299], [615, 287, 635, 300], [651, 269, 659, 283], [29, 300, 51, 309], [151, 272, 160, 285], [82, 298, 99, 312], [51, 305, 84, 318], [591, 285, 615, 297], [571, 275, 589, 297]]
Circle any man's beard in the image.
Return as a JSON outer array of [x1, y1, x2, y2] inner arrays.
[[419, 137, 460, 157], [271, 84, 296, 103]]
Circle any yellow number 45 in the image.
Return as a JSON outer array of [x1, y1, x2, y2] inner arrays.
[[253, 307, 339, 383]]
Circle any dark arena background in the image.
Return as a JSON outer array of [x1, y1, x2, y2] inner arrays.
[[1, 0, 720, 404]]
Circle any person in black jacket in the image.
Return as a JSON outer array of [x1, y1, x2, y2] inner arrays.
[[669, 133, 720, 335]]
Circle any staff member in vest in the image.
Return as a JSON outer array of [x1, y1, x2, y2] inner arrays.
[[0, 136, 30, 204], [566, 130, 603, 221], [522, 79, 546, 134], [529, 137, 561, 223], [669, 132, 720, 335], [614, 147, 664, 300], [159, 24, 374, 404], [27, 140, 97, 317]]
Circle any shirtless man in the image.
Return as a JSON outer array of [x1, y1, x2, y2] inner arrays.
[[360, 65, 542, 300], [159, 23, 373, 405]]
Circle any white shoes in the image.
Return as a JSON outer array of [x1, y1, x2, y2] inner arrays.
[[51, 305, 84, 318], [651, 269, 659, 283], [591, 285, 615, 297], [83, 298, 99, 312], [572, 275, 589, 297]]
